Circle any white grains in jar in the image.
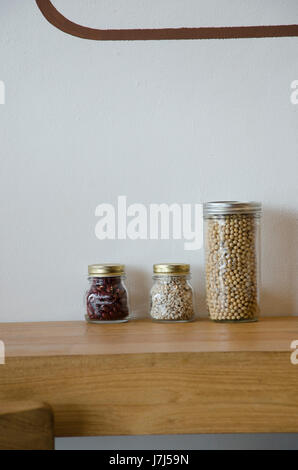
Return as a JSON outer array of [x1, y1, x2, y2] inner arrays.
[[150, 264, 195, 322]]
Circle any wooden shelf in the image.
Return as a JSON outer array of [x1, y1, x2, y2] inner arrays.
[[0, 317, 298, 436]]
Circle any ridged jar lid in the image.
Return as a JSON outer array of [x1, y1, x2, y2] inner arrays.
[[203, 201, 262, 216], [153, 263, 190, 275], [88, 264, 125, 277]]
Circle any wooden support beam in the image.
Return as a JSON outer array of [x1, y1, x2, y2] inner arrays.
[[0, 402, 54, 450]]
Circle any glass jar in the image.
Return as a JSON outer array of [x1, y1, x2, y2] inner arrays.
[[150, 263, 195, 322], [203, 201, 262, 322], [85, 264, 130, 323]]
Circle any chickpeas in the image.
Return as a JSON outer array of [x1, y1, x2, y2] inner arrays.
[[205, 214, 259, 322]]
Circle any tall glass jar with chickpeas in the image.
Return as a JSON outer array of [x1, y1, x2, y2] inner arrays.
[[203, 201, 262, 322]]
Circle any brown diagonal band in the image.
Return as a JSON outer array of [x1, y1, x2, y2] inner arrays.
[[36, 0, 298, 41]]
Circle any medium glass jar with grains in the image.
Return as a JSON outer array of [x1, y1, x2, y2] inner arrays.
[[203, 202, 262, 322], [85, 264, 130, 323], [150, 263, 195, 322]]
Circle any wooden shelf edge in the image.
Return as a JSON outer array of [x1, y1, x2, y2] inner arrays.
[[1, 317, 298, 358]]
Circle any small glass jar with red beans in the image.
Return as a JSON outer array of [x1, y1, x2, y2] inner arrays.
[[85, 264, 130, 323]]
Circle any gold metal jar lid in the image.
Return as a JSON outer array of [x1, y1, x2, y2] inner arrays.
[[153, 263, 190, 275], [88, 264, 125, 277]]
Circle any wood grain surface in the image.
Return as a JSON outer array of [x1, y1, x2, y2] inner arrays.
[[0, 318, 297, 436], [0, 317, 297, 357], [0, 402, 54, 450]]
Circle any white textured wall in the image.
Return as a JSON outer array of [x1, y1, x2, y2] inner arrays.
[[1, 1, 297, 322]]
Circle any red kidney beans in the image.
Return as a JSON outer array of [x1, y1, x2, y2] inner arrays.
[[86, 276, 129, 321]]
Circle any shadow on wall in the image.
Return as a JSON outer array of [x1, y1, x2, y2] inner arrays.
[[261, 208, 298, 316], [127, 267, 151, 319], [125, 209, 298, 319], [192, 265, 207, 318]]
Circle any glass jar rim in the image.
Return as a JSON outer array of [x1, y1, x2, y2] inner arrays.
[[203, 201, 262, 216], [88, 274, 126, 279], [153, 273, 191, 279]]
